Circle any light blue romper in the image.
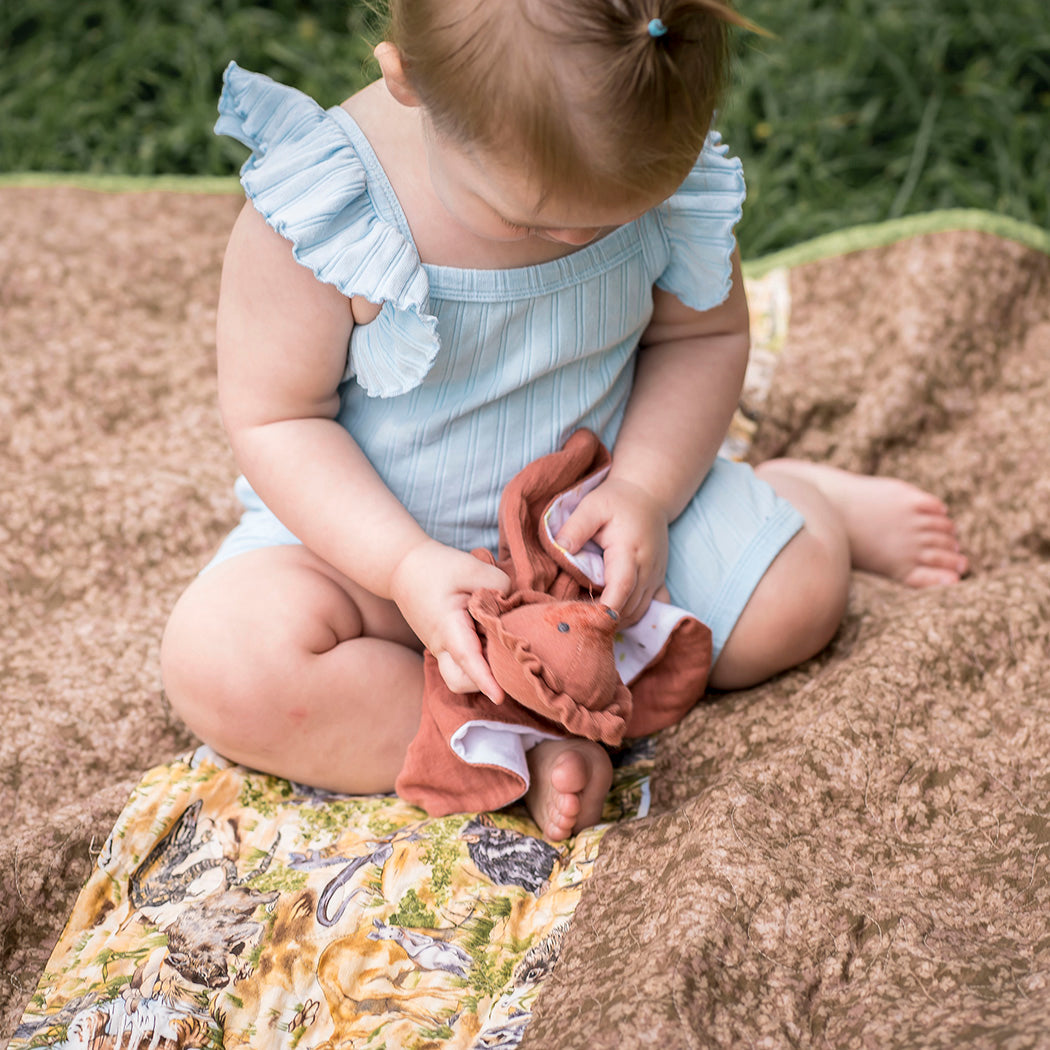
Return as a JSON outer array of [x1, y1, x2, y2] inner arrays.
[[211, 63, 803, 663]]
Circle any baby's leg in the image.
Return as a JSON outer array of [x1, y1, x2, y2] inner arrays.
[[524, 738, 613, 841], [710, 460, 967, 690], [161, 544, 424, 794], [757, 459, 968, 588]]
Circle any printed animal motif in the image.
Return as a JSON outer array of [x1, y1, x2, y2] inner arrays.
[[313, 841, 393, 927], [122, 799, 282, 996], [513, 921, 569, 986], [26, 989, 213, 1050], [470, 1014, 532, 1050], [128, 799, 278, 910], [310, 825, 426, 928], [14, 747, 640, 1050], [468, 921, 573, 1050], [128, 801, 233, 909], [163, 883, 279, 988], [10, 994, 100, 1045], [368, 917, 473, 977], [461, 815, 562, 894], [316, 920, 467, 1048]]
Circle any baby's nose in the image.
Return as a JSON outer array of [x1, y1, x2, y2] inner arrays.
[[544, 227, 601, 246]]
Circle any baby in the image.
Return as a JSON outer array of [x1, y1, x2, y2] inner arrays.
[[161, 0, 966, 840]]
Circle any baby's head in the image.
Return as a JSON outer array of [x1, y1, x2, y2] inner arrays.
[[380, 0, 753, 237]]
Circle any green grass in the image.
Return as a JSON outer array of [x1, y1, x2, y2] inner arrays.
[[0, 0, 383, 178], [721, 0, 1050, 253], [2, 0, 1046, 254]]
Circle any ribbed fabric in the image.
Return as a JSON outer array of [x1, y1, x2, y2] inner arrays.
[[213, 64, 801, 656]]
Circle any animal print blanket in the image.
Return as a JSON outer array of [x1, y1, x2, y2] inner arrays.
[[4, 184, 1050, 1049], [9, 744, 652, 1048]]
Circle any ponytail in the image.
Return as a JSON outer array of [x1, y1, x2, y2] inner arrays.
[[385, 0, 762, 202]]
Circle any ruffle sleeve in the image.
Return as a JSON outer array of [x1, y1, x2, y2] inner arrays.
[[655, 131, 746, 313], [214, 62, 439, 398]]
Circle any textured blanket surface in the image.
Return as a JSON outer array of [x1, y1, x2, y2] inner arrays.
[[2, 186, 1049, 1047]]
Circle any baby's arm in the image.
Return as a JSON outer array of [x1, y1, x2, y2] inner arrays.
[[557, 248, 750, 622], [216, 203, 509, 697]]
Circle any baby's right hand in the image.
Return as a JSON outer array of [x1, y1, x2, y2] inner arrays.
[[390, 539, 511, 701]]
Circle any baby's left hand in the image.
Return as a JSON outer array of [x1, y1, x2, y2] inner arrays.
[[555, 477, 669, 626]]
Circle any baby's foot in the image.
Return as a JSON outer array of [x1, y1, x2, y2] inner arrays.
[[524, 738, 613, 841], [766, 459, 968, 587]]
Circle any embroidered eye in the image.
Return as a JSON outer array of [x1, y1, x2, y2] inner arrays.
[[557, 622, 570, 633]]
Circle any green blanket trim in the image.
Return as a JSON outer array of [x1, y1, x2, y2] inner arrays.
[[743, 209, 1050, 276], [2, 173, 1046, 261]]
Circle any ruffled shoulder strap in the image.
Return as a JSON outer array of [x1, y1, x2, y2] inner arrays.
[[654, 131, 746, 313], [215, 62, 438, 398]]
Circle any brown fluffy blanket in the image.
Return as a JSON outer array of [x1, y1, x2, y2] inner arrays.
[[3, 186, 1049, 1046]]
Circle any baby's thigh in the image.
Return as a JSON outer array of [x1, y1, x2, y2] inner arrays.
[[665, 457, 804, 664], [162, 545, 418, 696]]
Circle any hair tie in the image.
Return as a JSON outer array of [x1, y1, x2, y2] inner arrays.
[[647, 17, 669, 38]]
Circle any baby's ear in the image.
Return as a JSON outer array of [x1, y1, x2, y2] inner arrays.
[[374, 42, 422, 108]]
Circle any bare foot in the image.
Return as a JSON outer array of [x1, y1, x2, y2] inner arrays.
[[758, 459, 968, 587], [524, 738, 613, 841]]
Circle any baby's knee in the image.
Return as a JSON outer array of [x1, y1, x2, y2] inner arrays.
[[782, 520, 851, 645], [160, 572, 295, 746], [161, 584, 249, 738], [711, 523, 849, 690]]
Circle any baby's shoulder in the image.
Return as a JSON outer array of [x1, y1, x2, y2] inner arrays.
[[338, 78, 398, 133], [215, 65, 438, 395], [652, 132, 746, 314]]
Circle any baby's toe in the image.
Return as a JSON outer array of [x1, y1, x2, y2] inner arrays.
[[919, 514, 959, 538], [903, 561, 965, 588], [550, 751, 590, 796], [910, 490, 949, 517], [544, 801, 578, 841]]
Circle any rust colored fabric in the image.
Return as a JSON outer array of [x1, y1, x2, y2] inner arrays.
[[395, 429, 712, 817]]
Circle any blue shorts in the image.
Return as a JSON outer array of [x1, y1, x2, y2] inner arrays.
[[206, 458, 804, 666], [666, 457, 804, 662]]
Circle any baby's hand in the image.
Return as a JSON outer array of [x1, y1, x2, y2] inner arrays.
[[390, 539, 511, 701], [555, 477, 669, 626]]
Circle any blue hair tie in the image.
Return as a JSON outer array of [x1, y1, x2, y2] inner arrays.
[[647, 17, 669, 38]]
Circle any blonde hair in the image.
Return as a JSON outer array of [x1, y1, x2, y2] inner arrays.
[[385, 0, 756, 202]]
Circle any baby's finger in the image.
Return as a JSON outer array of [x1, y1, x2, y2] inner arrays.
[[619, 582, 661, 627], [443, 622, 505, 703], [616, 589, 646, 628], [437, 650, 504, 703], [555, 499, 604, 555], [480, 562, 513, 597], [461, 651, 505, 704], [599, 551, 637, 617], [436, 650, 480, 694], [468, 550, 513, 596]]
